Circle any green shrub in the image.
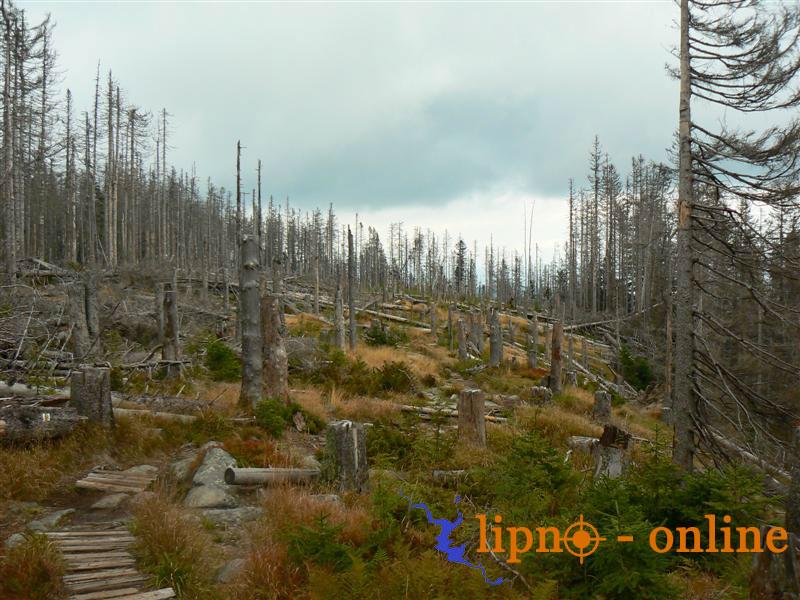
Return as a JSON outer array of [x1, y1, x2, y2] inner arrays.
[[619, 345, 654, 391], [205, 340, 242, 382], [255, 398, 326, 438], [373, 361, 415, 394], [364, 323, 409, 347], [286, 515, 353, 573]]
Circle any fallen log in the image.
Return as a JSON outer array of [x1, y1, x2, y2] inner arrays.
[[0, 404, 87, 442], [112, 407, 197, 423], [224, 467, 320, 485]]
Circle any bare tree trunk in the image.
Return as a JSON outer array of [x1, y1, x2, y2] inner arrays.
[[489, 309, 502, 367], [262, 294, 288, 402], [322, 420, 369, 492], [582, 338, 589, 370], [313, 253, 320, 315], [70, 366, 113, 427], [2, 3, 15, 281], [457, 318, 468, 359], [430, 301, 437, 339], [334, 282, 346, 351], [67, 282, 89, 360], [239, 236, 262, 410], [162, 282, 180, 377], [549, 320, 563, 395], [347, 226, 356, 350], [447, 304, 454, 351], [84, 271, 100, 354], [458, 389, 486, 446], [673, 0, 695, 471]]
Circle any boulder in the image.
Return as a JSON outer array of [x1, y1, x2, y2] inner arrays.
[[91, 493, 130, 510], [28, 508, 75, 532], [193, 447, 236, 487], [184, 486, 238, 509], [216, 558, 246, 583], [202, 506, 262, 527]]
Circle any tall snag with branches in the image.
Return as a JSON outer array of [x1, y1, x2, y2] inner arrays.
[[673, 0, 800, 471]]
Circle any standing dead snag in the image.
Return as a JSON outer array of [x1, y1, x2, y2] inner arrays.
[[334, 283, 346, 351], [592, 391, 612, 425], [447, 304, 454, 351], [162, 282, 180, 377], [528, 313, 539, 369], [549, 320, 563, 395], [66, 282, 90, 360], [322, 420, 369, 493], [262, 294, 288, 402], [347, 226, 357, 350], [489, 310, 502, 368], [430, 302, 437, 339], [458, 389, 486, 446], [457, 319, 468, 360], [84, 270, 101, 352], [239, 237, 262, 410], [70, 366, 114, 427]]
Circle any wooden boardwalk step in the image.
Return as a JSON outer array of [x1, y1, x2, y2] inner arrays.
[[75, 468, 158, 494], [47, 520, 173, 600]]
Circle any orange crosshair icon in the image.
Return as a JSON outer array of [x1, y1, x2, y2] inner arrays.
[[562, 515, 606, 564]]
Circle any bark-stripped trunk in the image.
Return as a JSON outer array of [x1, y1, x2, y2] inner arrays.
[[262, 294, 288, 402], [347, 226, 356, 350], [489, 310, 502, 367], [673, 0, 695, 471], [549, 320, 563, 395], [239, 237, 262, 410], [334, 282, 346, 351], [457, 318, 468, 359]]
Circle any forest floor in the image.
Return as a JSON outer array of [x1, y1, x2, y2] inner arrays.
[[0, 274, 775, 599]]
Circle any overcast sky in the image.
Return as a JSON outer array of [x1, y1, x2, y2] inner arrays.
[[22, 1, 678, 258]]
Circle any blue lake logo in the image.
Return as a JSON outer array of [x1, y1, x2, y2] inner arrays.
[[400, 490, 504, 586]]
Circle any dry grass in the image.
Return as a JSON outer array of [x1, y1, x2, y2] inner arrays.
[[557, 386, 595, 415], [230, 534, 306, 600], [291, 387, 329, 422], [515, 404, 603, 446], [131, 491, 221, 599], [0, 532, 66, 599], [333, 396, 401, 423], [351, 344, 440, 381], [256, 486, 372, 547]]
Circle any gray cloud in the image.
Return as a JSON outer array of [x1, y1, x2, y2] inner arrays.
[[22, 1, 679, 212]]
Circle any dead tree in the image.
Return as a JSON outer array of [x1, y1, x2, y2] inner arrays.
[[322, 420, 369, 492], [262, 294, 288, 402], [66, 282, 90, 360], [239, 237, 262, 410], [582, 338, 589, 369], [347, 226, 356, 350], [447, 304, 454, 351], [430, 302, 437, 339], [528, 313, 539, 369], [84, 271, 100, 351], [549, 320, 563, 395], [334, 283, 346, 351], [489, 310, 502, 367], [592, 424, 631, 479], [457, 319, 468, 360], [458, 389, 486, 446], [70, 366, 114, 427], [592, 390, 612, 425], [162, 282, 180, 377], [313, 253, 320, 315]]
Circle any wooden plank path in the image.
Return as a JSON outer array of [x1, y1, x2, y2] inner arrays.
[[75, 469, 158, 494], [45, 527, 174, 599]]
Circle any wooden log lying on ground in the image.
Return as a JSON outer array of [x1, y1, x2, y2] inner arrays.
[[0, 404, 87, 442], [224, 467, 320, 485]]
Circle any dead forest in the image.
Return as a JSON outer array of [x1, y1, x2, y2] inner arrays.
[[2, 0, 800, 598]]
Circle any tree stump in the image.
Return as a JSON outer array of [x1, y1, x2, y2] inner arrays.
[[66, 282, 90, 360], [489, 311, 503, 368], [592, 390, 612, 424], [262, 295, 289, 402], [527, 336, 538, 370], [566, 370, 578, 387], [322, 420, 369, 492], [749, 528, 800, 599], [549, 321, 563, 395], [458, 389, 486, 446], [162, 283, 180, 377], [592, 425, 631, 479], [239, 236, 263, 410], [531, 386, 553, 405], [70, 367, 114, 427], [457, 319, 468, 360], [334, 283, 346, 351], [471, 312, 484, 353]]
